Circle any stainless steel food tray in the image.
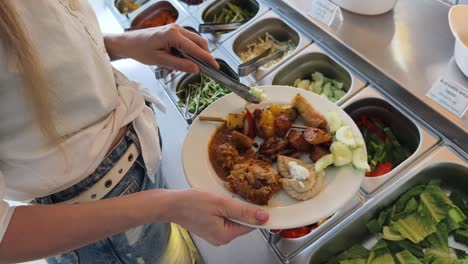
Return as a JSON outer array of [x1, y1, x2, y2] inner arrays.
[[291, 145, 468, 264], [257, 43, 366, 106], [222, 10, 312, 81], [107, 0, 190, 28], [163, 48, 253, 123], [261, 193, 365, 261], [341, 86, 439, 195], [192, 0, 270, 44]]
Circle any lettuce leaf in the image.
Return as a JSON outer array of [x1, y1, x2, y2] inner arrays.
[[395, 250, 423, 264], [389, 210, 437, 244]]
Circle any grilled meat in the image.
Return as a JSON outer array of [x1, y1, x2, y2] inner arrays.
[[303, 127, 333, 145], [226, 159, 281, 205], [309, 145, 331, 162], [274, 114, 293, 138], [287, 130, 311, 152]]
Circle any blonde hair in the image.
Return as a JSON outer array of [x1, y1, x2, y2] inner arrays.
[[0, 0, 61, 145]]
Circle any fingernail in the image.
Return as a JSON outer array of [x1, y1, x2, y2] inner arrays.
[[255, 209, 269, 222]]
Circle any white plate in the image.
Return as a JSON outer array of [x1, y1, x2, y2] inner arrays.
[[182, 85, 365, 229]]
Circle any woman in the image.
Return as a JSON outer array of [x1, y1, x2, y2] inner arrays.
[[0, 1, 269, 263]]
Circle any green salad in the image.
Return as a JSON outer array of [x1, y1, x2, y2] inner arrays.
[[326, 180, 468, 264]]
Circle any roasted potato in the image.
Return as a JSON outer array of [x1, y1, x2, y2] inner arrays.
[[226, 113, 245, 130], [254, 109, 275, 139], [267, 104, 298, 121]]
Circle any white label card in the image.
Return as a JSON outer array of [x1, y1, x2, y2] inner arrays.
[[308, 0, 340, 26], [426, 77, 468, 118]]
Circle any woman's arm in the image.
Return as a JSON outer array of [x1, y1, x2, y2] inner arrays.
[[0, 189, 268, 263], [104, 24, 218, 73]]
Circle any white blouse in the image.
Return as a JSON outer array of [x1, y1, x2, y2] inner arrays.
[[0, 0, 162, 241]]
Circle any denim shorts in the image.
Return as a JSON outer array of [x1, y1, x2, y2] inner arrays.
[[35, 126, 171, 264]]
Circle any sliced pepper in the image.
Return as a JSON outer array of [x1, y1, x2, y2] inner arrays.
[[243, 108, 256, 139]]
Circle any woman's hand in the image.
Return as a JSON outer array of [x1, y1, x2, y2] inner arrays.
[[104, 24, 219, 73], [164, 189, 269, 246]]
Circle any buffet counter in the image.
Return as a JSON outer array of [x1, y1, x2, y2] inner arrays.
[[91, 0, 467, 263]]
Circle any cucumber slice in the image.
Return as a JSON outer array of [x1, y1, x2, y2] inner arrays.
[[333, 89, 346, 101], [293, 78, 301, 87], [322, 83, 332, 97], [326, 112, 343, 133], [315, 154, 334, 172], [336, 125, 357, 147], [352, 147, 370, 172], [354, 135, 365, 148], [331, 142, 352, 166], [308, 83, 316, 93], [320, 93, 329, 100], [297, 79, 310, 90]]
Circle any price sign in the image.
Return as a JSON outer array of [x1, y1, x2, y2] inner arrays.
[[308, 0, 340, 26], [426, 77, 468, 118]]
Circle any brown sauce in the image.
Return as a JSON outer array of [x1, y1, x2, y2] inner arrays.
[[208, 125, 233, 180]]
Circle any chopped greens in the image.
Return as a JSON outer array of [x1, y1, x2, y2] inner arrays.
[[177, 74, 230, 114], [326, 180, 468, 264], [212, 3, 254, 24], [293, 72, 347, 103]]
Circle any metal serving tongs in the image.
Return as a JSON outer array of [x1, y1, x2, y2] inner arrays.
[[172, 48, 260, 104], [198, 21, 245, 34], [237, 48, 284, 77]]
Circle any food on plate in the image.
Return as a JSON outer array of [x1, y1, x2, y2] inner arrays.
[[257, 137, 296, 163], [253, 109, 276, 139], [225, 159, 281, 205], [238, 32, 296, 68], [313, 111, 369, 172], [177, 74, 230, 115], [212, 3, 254, 24], [206, 93, 368, 205], [288, 130, 312, 152], [303, 127, 333, 144], [209, 125, 256, 179], [328, 180, 468, 264], [292, 94, 327, 128], [293, 72, 347, 103], [271, 217, 330, 239], [309, 145, 331, 162], [355, 115, 412, 177], [281, 161, 325, 201], [277, 155, 313, 178]]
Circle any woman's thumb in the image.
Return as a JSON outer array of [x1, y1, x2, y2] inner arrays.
[[223, 199, 269, 225]]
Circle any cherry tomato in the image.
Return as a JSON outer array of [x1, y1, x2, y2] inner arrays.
[[372, 162, 393, 176]]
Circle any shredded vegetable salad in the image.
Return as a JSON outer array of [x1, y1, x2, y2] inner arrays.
[[239, 32, 296, 68], [177, 75, 230, 115]]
